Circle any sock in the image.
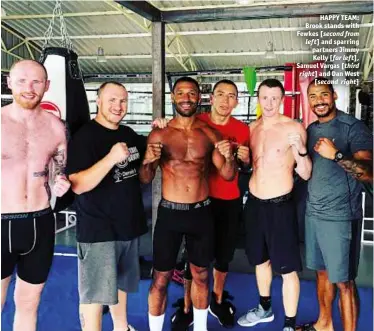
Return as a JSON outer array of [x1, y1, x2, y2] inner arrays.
[[148, 313, 165, 331], [284, 315, 296, 329], [259, 295, 271, 311], [193, 307, 208, 331]]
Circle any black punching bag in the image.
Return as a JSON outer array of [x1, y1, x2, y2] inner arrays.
[[39, 47, 90, 212]]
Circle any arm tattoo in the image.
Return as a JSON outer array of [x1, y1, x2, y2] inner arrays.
[[52, 149, 66, 177], [338, 157, 373, 182], [44, 181, 51, 200]]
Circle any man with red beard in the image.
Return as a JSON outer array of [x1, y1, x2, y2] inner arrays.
[[298, 78, 373, 331], [140, 77, 237, 331], [1, 60, 71, 331]]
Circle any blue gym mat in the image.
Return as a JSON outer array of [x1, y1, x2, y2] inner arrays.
[[2, 246, 373, 331]]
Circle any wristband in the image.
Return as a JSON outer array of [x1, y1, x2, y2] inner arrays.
[[298, 151, 308, 157]]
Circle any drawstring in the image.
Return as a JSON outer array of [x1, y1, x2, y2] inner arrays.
[[9, 221, 12, 253], [9, 218, 37, 255]]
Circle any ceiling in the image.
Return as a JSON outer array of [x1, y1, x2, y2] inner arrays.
[[1, 0, 373, 81]]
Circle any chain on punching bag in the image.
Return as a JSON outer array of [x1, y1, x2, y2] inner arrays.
[[39, 0, 90, 212]]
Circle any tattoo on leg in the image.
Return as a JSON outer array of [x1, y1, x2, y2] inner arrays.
[[79, 313, 85, 328]]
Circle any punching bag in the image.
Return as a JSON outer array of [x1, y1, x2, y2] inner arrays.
[[39, 47, 90, 212]]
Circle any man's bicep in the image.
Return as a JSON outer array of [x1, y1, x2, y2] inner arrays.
[[349, 121, 373, 154], [147, 129, 163, 144]]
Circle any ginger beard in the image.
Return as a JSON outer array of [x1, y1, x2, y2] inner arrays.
[[13, 92, 43, 110]]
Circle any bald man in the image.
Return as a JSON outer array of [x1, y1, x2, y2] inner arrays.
[[1, 60, 71, 331], [67, 81, 147, 331]]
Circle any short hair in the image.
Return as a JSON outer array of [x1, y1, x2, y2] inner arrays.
[[97, 81, 126, 97], [9, 59, 48, 80], [212, 79, 238, 97], [257, 78, 285, 97], [307, 77, 335, 95], [172, 76, 200, 94]]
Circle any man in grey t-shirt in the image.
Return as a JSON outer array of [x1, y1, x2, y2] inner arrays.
[[299, 77, 373, 331]]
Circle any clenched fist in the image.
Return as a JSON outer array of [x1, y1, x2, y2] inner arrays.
[[53, 175, 71, 197], [143, 143, 163, 165], [215, 140, 234, 161], [314, 138, 337, 160], [236, 144, 250, 164], [109, 142, 130, 165], [288, 133, 306, 154]]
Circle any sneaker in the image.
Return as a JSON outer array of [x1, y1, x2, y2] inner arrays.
[[127, 325, 137, 331], [170, 298, 193, 331], [237, 304, 274, 327], [208, 291, 236, 328]]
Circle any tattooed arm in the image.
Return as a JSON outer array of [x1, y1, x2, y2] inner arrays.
[[338, 150, 373, 183], [314, 137, 373, 183], [51, 121, 71, 197]]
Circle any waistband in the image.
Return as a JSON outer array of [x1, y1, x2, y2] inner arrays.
[[160, 198, 211, 211], [1, 207, 53, 220], [248, 191, 292, 204]]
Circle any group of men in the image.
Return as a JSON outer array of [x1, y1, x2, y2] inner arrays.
[[1, 59, 372, 331]]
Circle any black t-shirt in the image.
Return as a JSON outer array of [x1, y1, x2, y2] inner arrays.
[[66, 120, 148, 243]]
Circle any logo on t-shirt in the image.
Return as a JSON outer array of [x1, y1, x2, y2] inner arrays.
[[114, 146, 140, 183]]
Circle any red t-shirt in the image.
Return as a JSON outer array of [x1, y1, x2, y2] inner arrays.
[[198, 112, 250, 200]]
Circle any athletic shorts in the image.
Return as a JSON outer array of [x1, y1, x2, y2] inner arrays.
[[211, 197, 242, 272], [153, 198, 214, 271], [244, 192, 302, 274], [78, 239, 140, 306], [1, 208, 55, 284], [305, 215, 362, 283]]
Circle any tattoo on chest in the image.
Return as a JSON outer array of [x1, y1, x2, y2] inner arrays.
[[33, 165, 49, 177]]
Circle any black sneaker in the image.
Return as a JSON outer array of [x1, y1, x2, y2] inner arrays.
[[170, 298, 193, 331], [208, 291, 236, 328]]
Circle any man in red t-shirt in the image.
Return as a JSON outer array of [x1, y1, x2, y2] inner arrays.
[[156, 79, 250, 329]]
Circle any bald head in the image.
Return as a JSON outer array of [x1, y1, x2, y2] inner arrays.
[[9, 60, 48, 81]]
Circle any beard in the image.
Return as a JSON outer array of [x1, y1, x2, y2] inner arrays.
[[312, 103, 336, 118], [13, 93, 42, 110], [174, 101, 199, 117]]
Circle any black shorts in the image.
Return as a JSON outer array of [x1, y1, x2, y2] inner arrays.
[[244, 192, 302, 274], [211, 197, 242, 271], [153, 198, 214, 271], [1, 208, 55, 284]]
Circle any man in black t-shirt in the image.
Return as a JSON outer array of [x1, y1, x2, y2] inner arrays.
[[66, 82, 147, 331]]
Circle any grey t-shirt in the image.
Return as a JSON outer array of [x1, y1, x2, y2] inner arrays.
[[306, 110, 373, 221]]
